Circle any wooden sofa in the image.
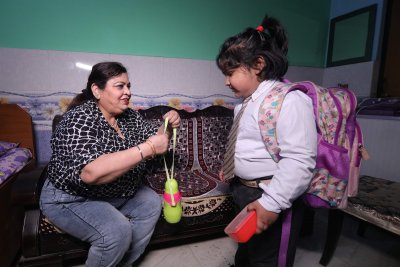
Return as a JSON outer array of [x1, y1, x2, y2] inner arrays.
[[15, 105, 236, 266]]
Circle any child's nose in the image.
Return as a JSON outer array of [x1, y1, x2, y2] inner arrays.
[[224, 76, 230, 86]]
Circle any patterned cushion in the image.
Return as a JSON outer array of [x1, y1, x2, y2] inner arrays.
[[140, 105, 233, 200], [0, 141, 19, 157], [0, 147, 32, 184], [197, 115, 232, 173]]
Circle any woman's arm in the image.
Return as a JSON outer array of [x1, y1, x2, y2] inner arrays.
[[80, 110, 181, 185], [80, 134, 169, 184]]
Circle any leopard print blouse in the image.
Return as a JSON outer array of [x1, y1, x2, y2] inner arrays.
[[47, 100, 158, 198]]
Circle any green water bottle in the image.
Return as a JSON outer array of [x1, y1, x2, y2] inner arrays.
[[162, 177, 182, 223]]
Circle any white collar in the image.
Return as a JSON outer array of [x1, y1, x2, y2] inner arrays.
[[251, 80, 279, 101]]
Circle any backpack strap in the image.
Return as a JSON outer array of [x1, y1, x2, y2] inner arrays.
[[258, 81, 323, 161], [258, 84, 292, 162]]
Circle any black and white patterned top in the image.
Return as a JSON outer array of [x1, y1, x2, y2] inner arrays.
[[47, 100, 158, 198]]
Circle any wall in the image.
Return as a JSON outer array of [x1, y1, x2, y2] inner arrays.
[[0, 0, 330, 67], [323, 0, 385, 96], [326, 1, 400, 183], [329, 0, 384, 61], [358, 116, 400, 182], [322, 61, 375, 96], [2, 0, 396, 182], [0, 0, 331, 165], [0, 47, 324, 165]]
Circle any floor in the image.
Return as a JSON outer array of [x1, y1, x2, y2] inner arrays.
[[69, 210, 400, 267]]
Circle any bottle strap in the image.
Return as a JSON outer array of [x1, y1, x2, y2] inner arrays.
[[163, 118, 177, 205]]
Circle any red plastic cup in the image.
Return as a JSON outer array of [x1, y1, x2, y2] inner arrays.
[[224, 208, 257, 243]]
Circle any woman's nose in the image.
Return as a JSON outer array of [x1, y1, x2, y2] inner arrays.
[[124, 86, 131, 95]]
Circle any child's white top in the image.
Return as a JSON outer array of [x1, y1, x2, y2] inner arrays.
[[235, 80, 317, 213]]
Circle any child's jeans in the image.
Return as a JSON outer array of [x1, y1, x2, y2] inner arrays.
[[231, 177, 305, 267], [40, 179, 162, 267]]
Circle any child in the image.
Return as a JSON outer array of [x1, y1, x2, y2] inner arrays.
[[217, 15, 317, 267]]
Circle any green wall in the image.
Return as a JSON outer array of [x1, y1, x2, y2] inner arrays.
[[0, 0, 331, 67]]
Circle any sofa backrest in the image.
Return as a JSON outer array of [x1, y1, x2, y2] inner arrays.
[[139, 105, 233, 173]]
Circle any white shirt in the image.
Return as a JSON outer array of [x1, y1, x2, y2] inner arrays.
[[234, 80, 317, 213]]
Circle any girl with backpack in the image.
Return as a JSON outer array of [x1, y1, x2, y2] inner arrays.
[[217, 15, 317, 267]]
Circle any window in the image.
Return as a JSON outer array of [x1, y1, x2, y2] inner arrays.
[[326, 4, 377, 67]]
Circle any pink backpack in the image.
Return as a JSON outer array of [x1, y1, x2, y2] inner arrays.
[[258, 81, 368, 209]]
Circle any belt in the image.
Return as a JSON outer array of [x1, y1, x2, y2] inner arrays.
[[237, 176, 273, 188]]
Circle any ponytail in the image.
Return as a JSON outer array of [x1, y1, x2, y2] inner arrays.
[[216, 14, 288, 81], [67, 89, 93, 111]]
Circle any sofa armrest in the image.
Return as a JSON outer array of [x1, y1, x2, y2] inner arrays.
[[21, 209, 41, 257], [12, 166, 47, 207]]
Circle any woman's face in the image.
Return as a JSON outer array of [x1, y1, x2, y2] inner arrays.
[[224, 66, 261, 98], [93, 73, 131, 118]]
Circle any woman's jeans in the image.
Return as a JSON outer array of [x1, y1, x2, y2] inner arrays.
[[40, 180, 162, 267]]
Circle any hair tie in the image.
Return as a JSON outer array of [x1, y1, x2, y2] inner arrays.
[[256, 25, 264, 32]]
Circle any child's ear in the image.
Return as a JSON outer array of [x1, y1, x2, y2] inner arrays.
[[254, 57, 266, 73]]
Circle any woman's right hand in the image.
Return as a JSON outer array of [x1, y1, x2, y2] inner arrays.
[[146, 134, 170, 156]]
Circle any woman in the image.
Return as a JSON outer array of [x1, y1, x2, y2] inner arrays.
[[40, 62, 181, 267]]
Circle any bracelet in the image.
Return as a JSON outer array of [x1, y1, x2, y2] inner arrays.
[[146, 139, 156, 158], [136, 145, 144, 160]]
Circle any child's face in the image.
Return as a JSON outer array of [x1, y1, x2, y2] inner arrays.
[[224, 66, 261, 98]]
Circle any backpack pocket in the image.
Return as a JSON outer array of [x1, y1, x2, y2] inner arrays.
[[307, 139, 349, 207]]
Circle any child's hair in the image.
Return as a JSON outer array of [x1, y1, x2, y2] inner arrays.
[[216, 15, 288, 81]]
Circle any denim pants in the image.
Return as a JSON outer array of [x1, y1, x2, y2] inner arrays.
[[40, 180, 162, 267]]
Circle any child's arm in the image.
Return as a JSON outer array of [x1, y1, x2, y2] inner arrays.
[[258, 91, 317, 214]]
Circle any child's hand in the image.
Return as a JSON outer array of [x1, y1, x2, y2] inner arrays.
[[247, 200, 279, 234]]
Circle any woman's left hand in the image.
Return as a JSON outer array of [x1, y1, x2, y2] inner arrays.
[[163, 110, 181, 129]]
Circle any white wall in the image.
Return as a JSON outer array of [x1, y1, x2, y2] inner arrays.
[[322, 61, 375, 97], [358, 116, 400, 182], [0, 48, 227, 98], [0, 47, 328, 99]]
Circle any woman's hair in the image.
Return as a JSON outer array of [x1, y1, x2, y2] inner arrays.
[[67, 62, 127, 111], [216, 15, 288, 81]]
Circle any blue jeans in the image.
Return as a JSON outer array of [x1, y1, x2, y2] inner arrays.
[[40, 180, 162, 267]]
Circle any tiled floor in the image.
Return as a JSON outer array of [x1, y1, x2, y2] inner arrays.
[[70, 210, 400, 267]]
